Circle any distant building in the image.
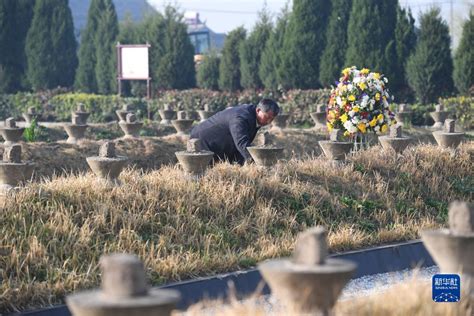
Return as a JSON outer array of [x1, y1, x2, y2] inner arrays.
[[184, 12, 226, 55]]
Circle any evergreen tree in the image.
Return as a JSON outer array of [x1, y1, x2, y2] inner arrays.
[[95, 0, 118, 94], [0, 0, 33, 92], [319, 0, 353, 87], [219, 27, 246, 91], [239, 7, 272, 89], [197, 51, 220, 90], [133, 13, 166, 95], [14, 0, 34, 90], [280, 0, 330, 89], [453, 11, 474, 95], [75, 0, 104, 92], [259, 5, 290, 90], [0, 0, 18, 93], [51, 0, 78, 88], [26, 0, 78, 90], [392, 5, 417, 99], [135, 13, 166, 86], [345, 0, 398, 79], [406, 8, 454, 103], [118, 13, 138, 44], [156, 6, 196, 89]]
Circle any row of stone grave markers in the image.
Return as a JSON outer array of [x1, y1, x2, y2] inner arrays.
[[310, 103, 454, 130], [1, 117, 465, 195], [318, 119, 465, 162], [0, 132, 286, 195], [63, 200, 472, 315], [0, 102, 457, 144], [0, 105, 467, 194]]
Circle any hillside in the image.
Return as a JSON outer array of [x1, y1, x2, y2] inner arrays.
[[69, 0, 155, 36]]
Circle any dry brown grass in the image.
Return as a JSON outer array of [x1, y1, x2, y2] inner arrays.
[[185, 279, 473, 315], [1, 139, 472, 313]]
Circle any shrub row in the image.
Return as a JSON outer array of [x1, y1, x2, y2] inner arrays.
[[1, 90, 472, 128]]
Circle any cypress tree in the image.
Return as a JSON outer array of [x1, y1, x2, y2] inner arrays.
[[259, 5, 290, 90], [345, 0, 398, 79], [75, 0, 104, 93], [14, 0, 34, 90], [406, 8, 454, 103], [453, 12, 474, 95], [95, 0, 118, 94], [393, 6, 417, 99], [0, 0, 33, 92], [156, 6, 196, 89], [0, 0, 18, 93], [239, 7, 272, 89], [319, 0, 353, 87], [280, 0, 330, 89], [118, 13, 137, 44], [219, 27, 246, 91], [26, 0, 78, 90], [136, 13, 166, 87], [51, 0, 78, 88], [132, 13, 166, 95], [197, 51, 220, 90]]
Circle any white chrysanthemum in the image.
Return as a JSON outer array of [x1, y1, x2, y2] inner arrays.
[[349, 110, 355, 117], [344, 121, 358, 133]]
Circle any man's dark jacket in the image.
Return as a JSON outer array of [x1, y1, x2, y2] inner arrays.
[[190, 104, 260, 165]]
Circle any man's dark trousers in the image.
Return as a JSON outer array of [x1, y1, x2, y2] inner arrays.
[[190, 104, 260, 165]]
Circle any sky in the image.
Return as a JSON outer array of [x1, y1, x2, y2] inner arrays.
[[148, 0, 473, 48]]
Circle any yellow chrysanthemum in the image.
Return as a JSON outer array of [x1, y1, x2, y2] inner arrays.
[[377, 114, 384, 121], [353, 106, 360, 113], [369, 118, 377, 127], [373, 73, 381, 80], [361, 68, 370, 75], [358, 123, 367, 133], [340, 113, 348, 123], [358, 82, 367, 90], [342, 67, 351, 76], [381, 124, 388, 133], [348, 95, 356, 102], [375, 93, 381, 101], [344, 131, 351, 137], [327, 122, 333, 131]]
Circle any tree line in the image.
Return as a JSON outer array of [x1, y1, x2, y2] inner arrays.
[[0, 0, 473, 104], [199, 0, 474, 103], [0, 0, 195, 95]]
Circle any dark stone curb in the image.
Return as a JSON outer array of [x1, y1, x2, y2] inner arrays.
[[15, 239, 434, 315]]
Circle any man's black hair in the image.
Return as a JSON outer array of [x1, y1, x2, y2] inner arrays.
[[257, 98, 280, 115]]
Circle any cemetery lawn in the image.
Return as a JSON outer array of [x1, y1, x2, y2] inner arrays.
[[0, 141, 472, 313]]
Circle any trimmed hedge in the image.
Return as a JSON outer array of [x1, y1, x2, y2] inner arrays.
[[1, 90, 471, 128], [2, 92, 148, 123], [150, 89, 331, 125], [49, 94, 148, 122]]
